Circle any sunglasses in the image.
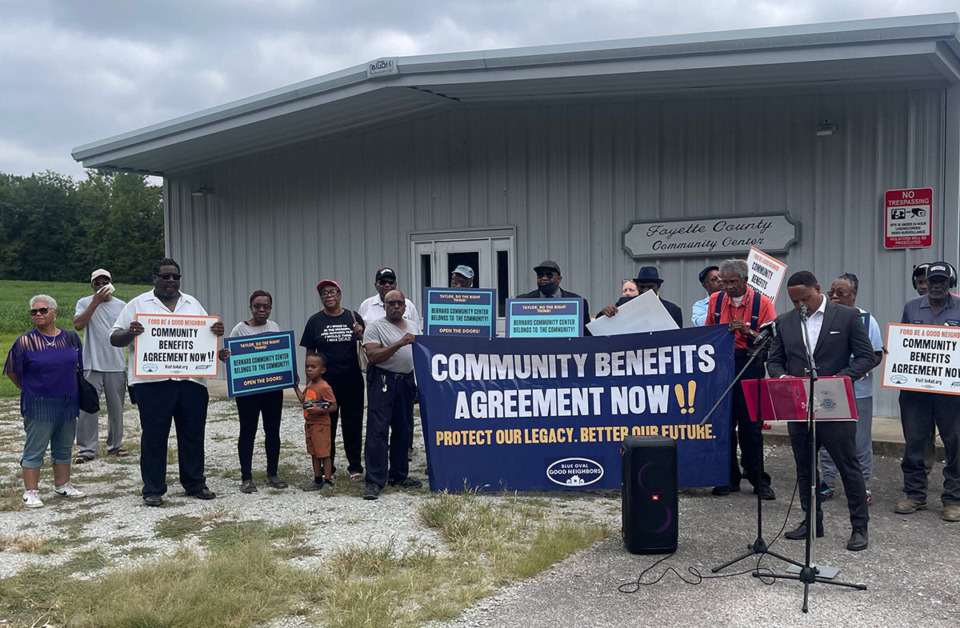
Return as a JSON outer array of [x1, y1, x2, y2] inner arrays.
[[536, 271, 557, 279], [157, 274, 182, 281], [826, 289, 853, 298], [319, 290, 340, 297], [377, 278, 396, 285], [29, 308, 51, 316]]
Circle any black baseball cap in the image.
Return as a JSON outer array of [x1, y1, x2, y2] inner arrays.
[[375, 267, 397, 281], [699, 265, 719, 283], [533, 260, 561, 274]]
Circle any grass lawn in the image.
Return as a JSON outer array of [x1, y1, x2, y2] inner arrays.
[[0, 279, 151, 398]]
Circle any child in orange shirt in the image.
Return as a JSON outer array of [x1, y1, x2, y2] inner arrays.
[[294, 353, 338, 492]]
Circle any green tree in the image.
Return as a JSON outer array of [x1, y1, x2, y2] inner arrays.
[[0, 169, 164, 282]]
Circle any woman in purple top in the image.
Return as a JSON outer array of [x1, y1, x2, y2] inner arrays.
[[3, 295, 87, 508]]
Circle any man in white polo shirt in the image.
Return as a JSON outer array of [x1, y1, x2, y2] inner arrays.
[[110, 258, 224, 507], [74, 268, 128, 462]]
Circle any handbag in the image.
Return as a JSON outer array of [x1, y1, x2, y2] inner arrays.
[[66, 332, 101, 414], [349, 309, 369, 372]]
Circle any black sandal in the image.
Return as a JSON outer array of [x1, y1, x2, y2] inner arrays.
[[265, 477, 288, 489]]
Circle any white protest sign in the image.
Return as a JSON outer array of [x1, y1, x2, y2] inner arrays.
[[882, 323, 960, 395], [746, 247, 787, 305], [134, 313, 220, 378], [585, 290, 679, 336]]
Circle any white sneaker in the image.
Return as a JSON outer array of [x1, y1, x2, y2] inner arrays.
[[53, 482, 85, 498], [22, 490, 44, 508]]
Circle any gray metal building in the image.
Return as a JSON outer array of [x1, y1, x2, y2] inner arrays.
[[73, 14, 960, 417]]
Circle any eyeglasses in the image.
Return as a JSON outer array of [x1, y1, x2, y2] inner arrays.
[[377, 278, 396, 285], [385, 299, 405, 307], [157, 274, 182, 281], [29, 308, 50, 316], [319, 290, 340, 297], [536, 271, 557, 279], [826, 289, 853, 298]]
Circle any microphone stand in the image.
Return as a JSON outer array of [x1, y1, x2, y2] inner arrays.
[[753, 305, 866, 612], [702, 322, 803, 573]]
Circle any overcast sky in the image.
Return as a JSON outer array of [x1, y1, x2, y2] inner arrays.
[[1, 0, 956, 179]]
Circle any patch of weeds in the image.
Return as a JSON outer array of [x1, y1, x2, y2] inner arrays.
[[0, 534, 54, 554], [61, 547, 110, 574], [122, 545, 158, 559], [166, 447, 179, 465], [50, 512, 99, 537], [74, 469, 128, 484], [106, 534, 142, 546], [60, 535, 97, 549], [155, 514, 203, 541], [0, 480, 25, 512]]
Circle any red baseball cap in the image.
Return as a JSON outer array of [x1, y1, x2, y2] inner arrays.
[[316, 279, 341, 293]]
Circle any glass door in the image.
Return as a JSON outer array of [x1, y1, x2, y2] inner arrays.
[[411, 229, 515, 334]]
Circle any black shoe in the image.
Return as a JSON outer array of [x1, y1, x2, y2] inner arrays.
[[143, 495, 163, 507], [785, 520, 824, 540], [712, 485, 730, 496], [756, 485, 776, 501], [363, 482, 381, 500], [846, 528, 868, 551], [187, 487, 216, 500], [389, 478, 423, 489]]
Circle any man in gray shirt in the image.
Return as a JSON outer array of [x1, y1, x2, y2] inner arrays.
[[897, 262, 960, 523], [74, 269, 128, 462], [361, 289, 421, 500]]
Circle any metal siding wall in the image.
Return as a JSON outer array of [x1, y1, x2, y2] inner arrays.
[[165, 87, 952, 417]]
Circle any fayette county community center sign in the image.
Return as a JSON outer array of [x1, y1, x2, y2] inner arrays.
[[622, 213, 799, 258]]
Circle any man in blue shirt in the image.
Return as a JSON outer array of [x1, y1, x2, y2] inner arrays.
[[897, 262, 960, 523], [691, 265, 721, 326], [818, 273, 883, 504]]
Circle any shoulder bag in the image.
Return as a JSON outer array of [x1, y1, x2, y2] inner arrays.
[[66, 332, 101, 414]]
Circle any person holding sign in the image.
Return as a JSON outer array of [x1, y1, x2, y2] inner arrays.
[[706, 259, 776, 499], [897, 262, 960, 523], [110, 259, 225, 507], [300, 280, 366, 480], [219, 290, 286, 493], [362, 290, 422, 500], [767, 271, 875, 551], [517, 260, 591, 335]]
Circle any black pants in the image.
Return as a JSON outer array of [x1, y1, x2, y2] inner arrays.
[[728, 354, 770, 488], [133, 380, 209, 497], [235, 390, 283, 481], [364, 365, 414, 488], [788, 420, 869, 530], [899, 390, 960, 505], [325, 368, 365, 475]]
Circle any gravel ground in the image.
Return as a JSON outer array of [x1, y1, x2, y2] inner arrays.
[[1, 397, 958, 627]]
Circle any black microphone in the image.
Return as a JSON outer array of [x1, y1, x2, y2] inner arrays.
[[753, 319, 778, 343]]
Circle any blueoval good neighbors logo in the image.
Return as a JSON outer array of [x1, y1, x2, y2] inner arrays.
[[546, 458, 604, 486], [141, 363, 159, 373]]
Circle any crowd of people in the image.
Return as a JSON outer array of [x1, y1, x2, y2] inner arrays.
[[4, 256, 958, 539]]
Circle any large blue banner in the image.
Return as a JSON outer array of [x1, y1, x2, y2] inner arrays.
[[413, 326, 734, 491]]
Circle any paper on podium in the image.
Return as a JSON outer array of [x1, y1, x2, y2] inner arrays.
[[742, 376, 857, 422], [585, 290, 680, 336]]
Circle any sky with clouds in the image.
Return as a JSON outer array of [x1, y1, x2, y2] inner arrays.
[[1, 0, 956, 179]]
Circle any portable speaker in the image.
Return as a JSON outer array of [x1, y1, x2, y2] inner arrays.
[[621, 436, 678, 554]]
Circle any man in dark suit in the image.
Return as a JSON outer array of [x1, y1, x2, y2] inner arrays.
[[766, 270, 876, 551], [516, 260, 591, 334]]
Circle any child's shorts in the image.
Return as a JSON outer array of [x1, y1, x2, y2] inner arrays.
[[304, 418, 331, 458]]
